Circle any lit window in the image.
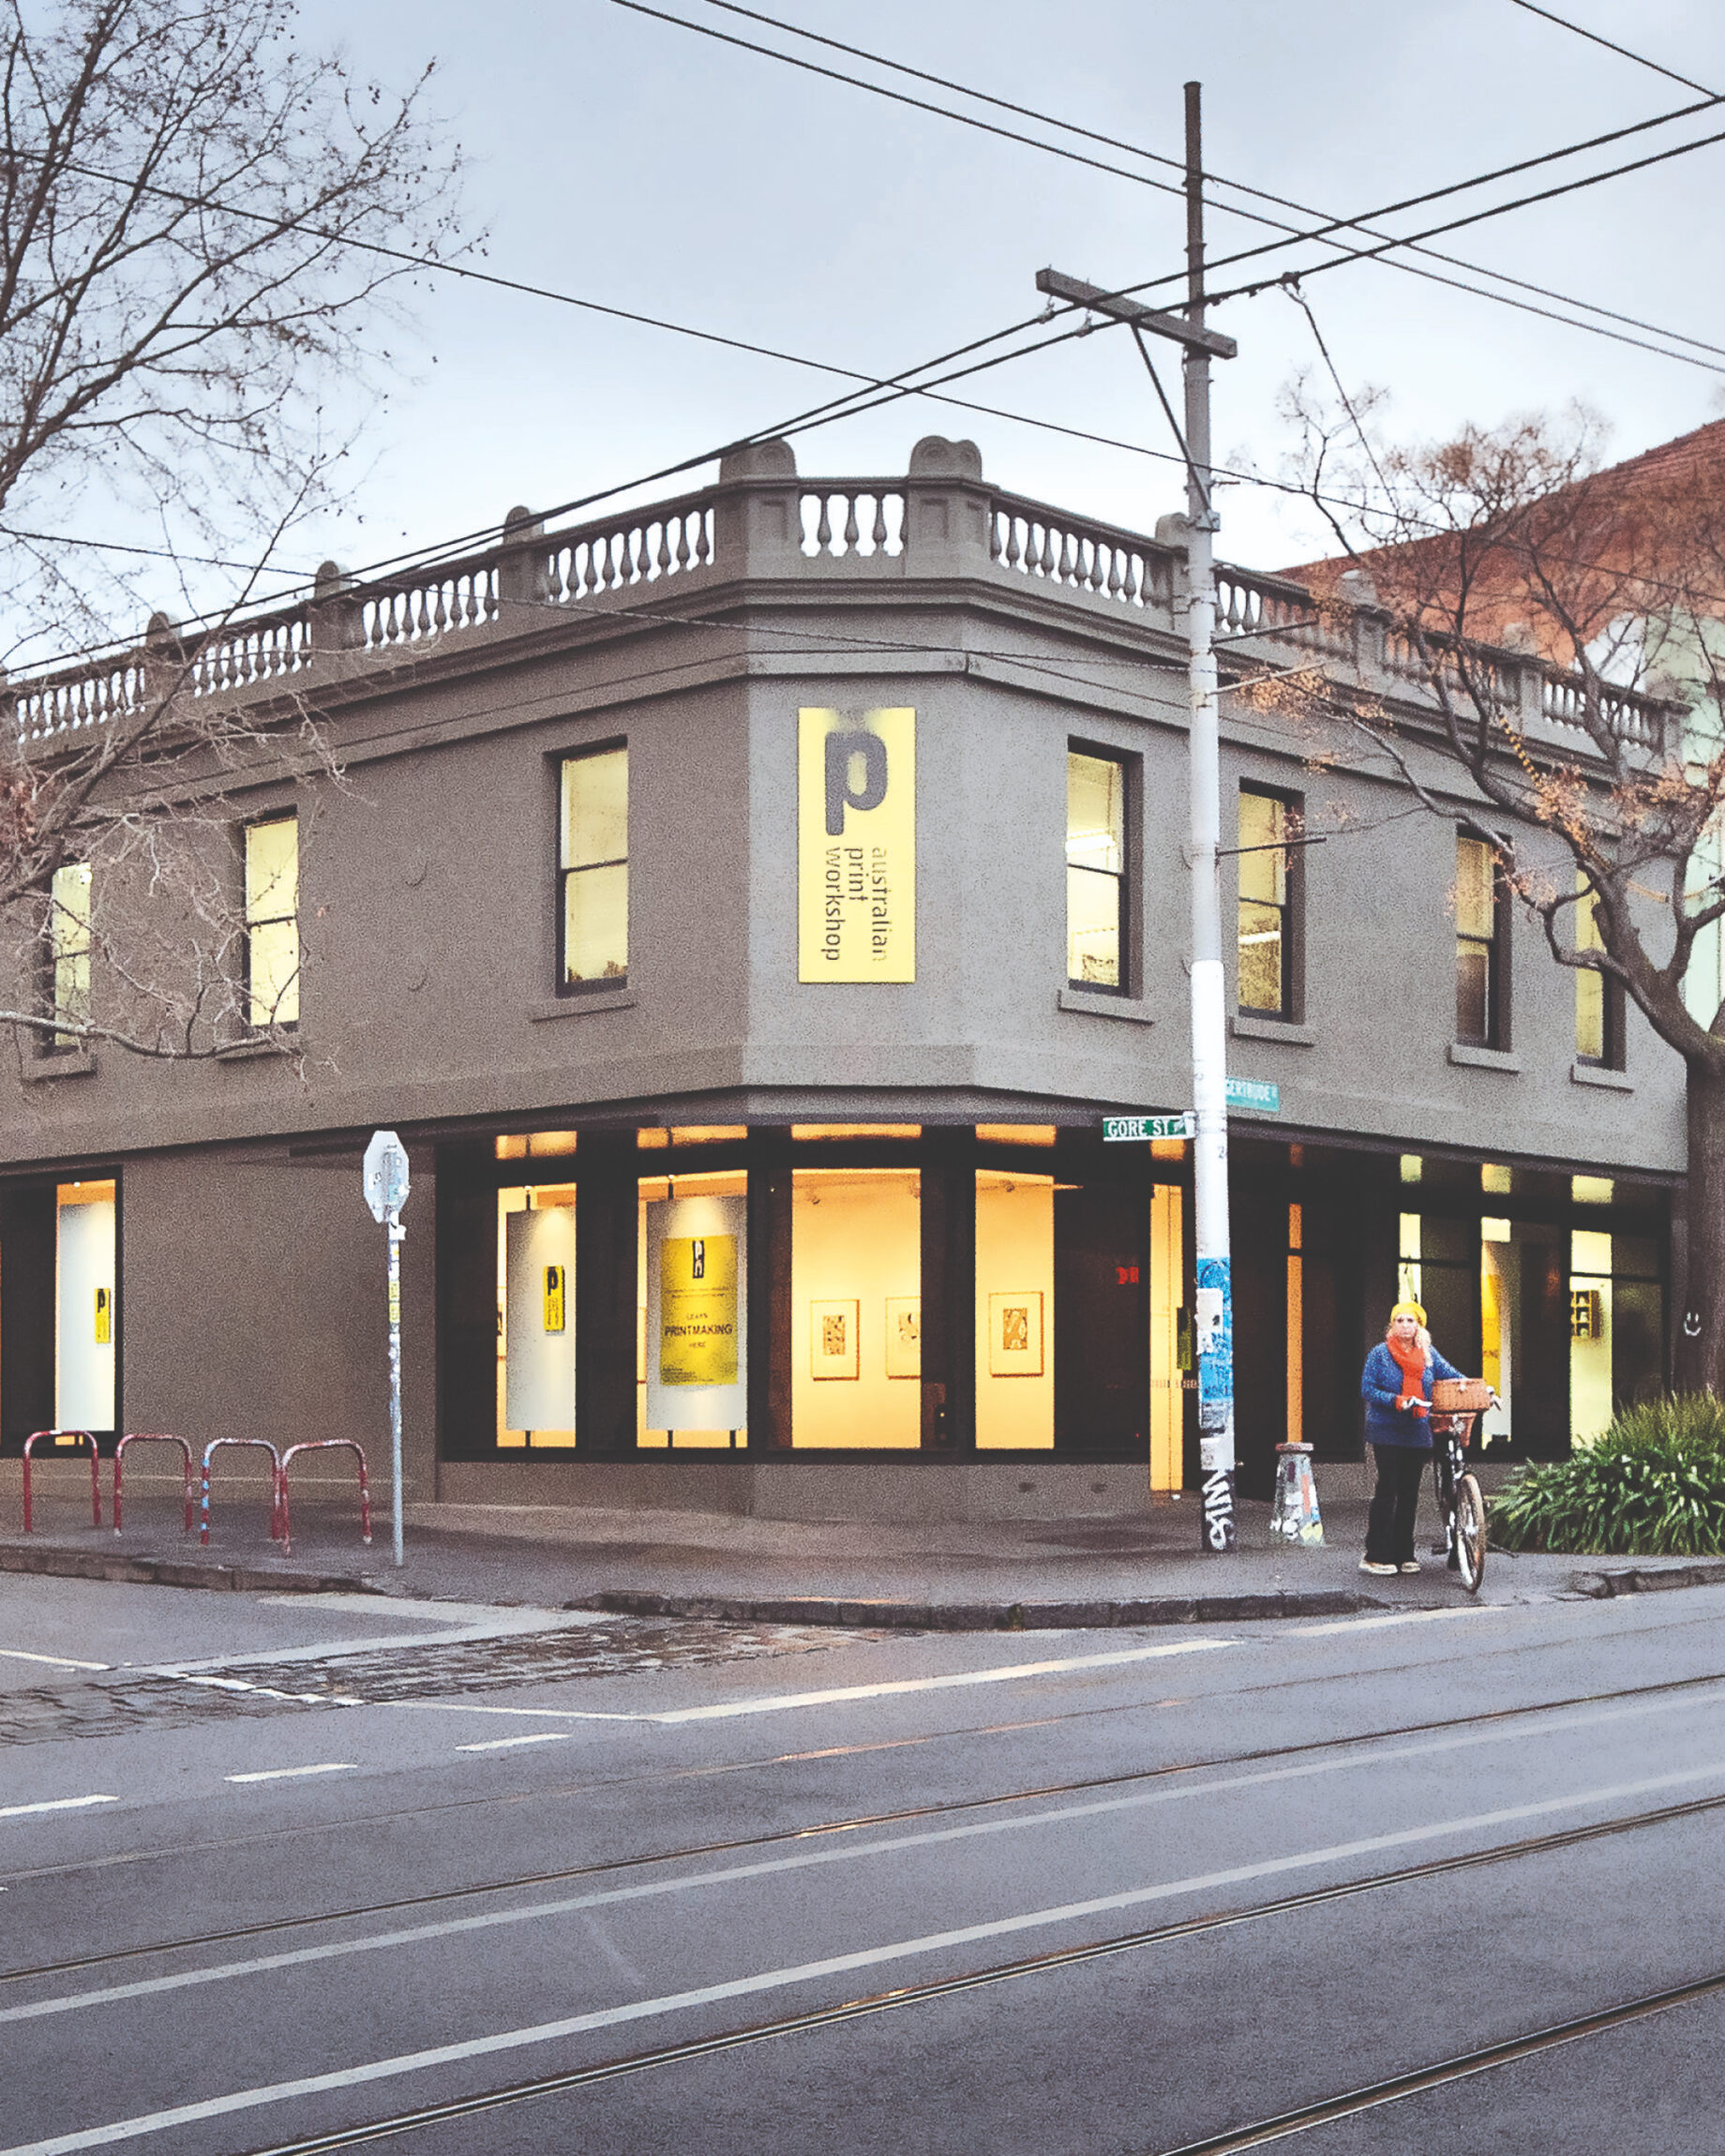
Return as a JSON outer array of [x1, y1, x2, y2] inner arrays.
[[561, 747, 628, 988], [1067, 750, 1126, 990], [1455, 833, 1505, 1048], [1575, 876, 1622, 1068], [48, 861, 92, 1045], [1238, 787, 1298, 1017], [244, 816, 298, 1028]]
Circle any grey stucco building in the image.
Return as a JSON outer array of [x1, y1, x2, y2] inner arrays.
[[0, 436, 1679, 1520]]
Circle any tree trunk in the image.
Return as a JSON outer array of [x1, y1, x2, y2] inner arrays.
[[1678, 1056, 1725, 1394]]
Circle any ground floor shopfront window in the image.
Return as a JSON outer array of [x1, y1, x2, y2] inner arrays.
[[445, 1126, 1191, 1473]]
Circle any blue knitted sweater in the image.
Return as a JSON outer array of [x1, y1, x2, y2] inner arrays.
[[1360, 1340, 1464, 1449]]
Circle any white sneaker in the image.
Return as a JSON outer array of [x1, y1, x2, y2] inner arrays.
[[1399, 1561, 1422, 1574], [1358, 1559, 1397, 1576]]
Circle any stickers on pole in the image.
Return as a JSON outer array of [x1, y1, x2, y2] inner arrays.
[[797, 707, 916, 981]]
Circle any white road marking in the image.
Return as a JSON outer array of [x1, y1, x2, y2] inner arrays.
[[1283, 1607, 1503, 1639], [455, 1733, 575, 1754], [223, 1764, 357, 1786], [387, 1637, 1238, 1727], [0, 1647, 110, 1671], [7, 1688, 1711, 2032], [8, 1754, 1724, 2156], [0, 1797, 117, 1821]]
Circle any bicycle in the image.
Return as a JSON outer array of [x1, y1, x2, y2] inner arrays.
[[1429, 1378, 1492, 1595]]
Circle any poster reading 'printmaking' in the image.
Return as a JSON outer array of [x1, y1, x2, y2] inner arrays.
[[659, 1234, 739, 1387], [645, 1192, 749, 1433], [797, 707, 916, 981]]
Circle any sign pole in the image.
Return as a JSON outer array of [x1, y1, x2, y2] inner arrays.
[[386, 1210, 405, 1568], [363, 1130, 412, 1570]]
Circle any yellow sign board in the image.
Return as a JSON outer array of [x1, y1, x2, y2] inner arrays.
[[798, 707, 915, 981], [94, 1286, 111, 1346], [543, 1264, 565, 1334], [660, 1234, 739, 1386]]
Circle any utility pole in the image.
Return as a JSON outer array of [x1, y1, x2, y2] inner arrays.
[[1037, 80, 1238, 1553]]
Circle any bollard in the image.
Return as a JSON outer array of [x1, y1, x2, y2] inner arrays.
[[22, 1431, 100, 1533], [1271, 1442, 1325, 1547]]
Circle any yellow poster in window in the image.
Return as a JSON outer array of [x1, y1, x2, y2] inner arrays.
[[659, 1235, 739, 1387], [798, 707, 915, 981]]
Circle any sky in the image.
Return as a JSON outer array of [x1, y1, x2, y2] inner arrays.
[[123, 0, 1725, 605]]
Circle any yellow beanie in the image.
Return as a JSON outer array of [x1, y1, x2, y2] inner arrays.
[[1389, 1299, 1427, 1327]]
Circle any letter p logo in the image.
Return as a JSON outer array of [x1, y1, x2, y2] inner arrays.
[[825, 729, 888, 836]]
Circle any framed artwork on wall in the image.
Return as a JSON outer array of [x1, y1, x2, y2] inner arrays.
[[884, 1296, 922, 1379], [987, 1291, 1044, 1377], [811, 1298, 861, 1380]]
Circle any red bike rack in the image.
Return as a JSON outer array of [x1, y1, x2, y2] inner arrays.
[[198, 1438, 283, 1547], [277, 1441, 372, 1557], [22, 1430, 100, 1533], [113, 1434, 196, 1536]]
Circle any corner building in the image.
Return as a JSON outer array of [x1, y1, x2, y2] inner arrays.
[[0, 438, 1682, 1518]]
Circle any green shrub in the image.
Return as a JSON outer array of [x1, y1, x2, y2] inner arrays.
[[1490, 1395, 1725, 1555]]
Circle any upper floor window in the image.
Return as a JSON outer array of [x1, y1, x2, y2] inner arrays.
[[1455, 832, 1507, 1048], [1575, 875, 1623, 1068], [1238, 786, 1300, 1019], [561, 745, 628, 989], [1066, 748, 1126, 991], [47, 860, 92, 1046], [244, 814, 299, 1028]]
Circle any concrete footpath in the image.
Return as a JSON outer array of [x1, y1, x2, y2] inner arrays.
[[3, 1477, 1723, 1626]]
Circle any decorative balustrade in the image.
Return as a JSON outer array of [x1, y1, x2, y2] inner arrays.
[[988, 497, 1171, 611], [799, 487, 905, 559], [0, 460, 1673, 771]]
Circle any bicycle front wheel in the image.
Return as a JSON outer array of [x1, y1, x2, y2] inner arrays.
[[1454, 1472, 1487, 1594]]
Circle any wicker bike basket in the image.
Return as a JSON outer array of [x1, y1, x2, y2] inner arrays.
[[1432, 1378, 1492, 1415]]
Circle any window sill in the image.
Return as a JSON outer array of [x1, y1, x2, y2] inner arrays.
[[1571, 1059, 1632, 1092], [1448, 1041, 1521, 1073], [530, 987, 638, 1022], [1231, 1012, 1314, 1047], [1057, 986, 1153, 1024], [22, 1047, 95, 1082], [215, 1033, 295, 1062]]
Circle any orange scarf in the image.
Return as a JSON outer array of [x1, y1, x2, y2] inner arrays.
[[1388, 1333, 1428, 1415]]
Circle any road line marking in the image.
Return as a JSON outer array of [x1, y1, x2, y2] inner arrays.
[[7, 1691, 1712, 2033], [1285, 1608, 1502, 1639], [456, 1733, 575, 1754], [384, 1638, 1238, 1727], [0, 1797, 117, 1822], [223, 1765, 357, 1786], [156, 1610, 598, 1675], [8, 1756, 1725, 2156], [0, 1648, 110, 1671]]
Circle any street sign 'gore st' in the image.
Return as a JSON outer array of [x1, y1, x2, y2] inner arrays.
[[1102, 1080, 1281, 1143]]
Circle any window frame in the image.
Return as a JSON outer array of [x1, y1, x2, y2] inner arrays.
[[1454, 830, 1509, 1051], [1064, 741, 1138, 998], [42, 859, 93, 1051], [1574, 878, 1625, 1071], [557, 739, 629, 996], [242, 811, 300, 1032], [1236, 781, 1303, 1024]]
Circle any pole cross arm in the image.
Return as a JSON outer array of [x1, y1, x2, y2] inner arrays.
[[1036, 269, 1238, 359]]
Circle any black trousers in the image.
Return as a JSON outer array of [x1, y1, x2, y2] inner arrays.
[[1365, 1443, 1428, 1565]]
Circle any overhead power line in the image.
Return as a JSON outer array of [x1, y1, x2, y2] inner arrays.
[[612, 0, 1725, 372], [1505, 1, 1714, 96]]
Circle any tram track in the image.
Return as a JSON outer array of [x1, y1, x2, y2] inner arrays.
[[7, 1660, 1725, 1992], [9, 1658, 1725, 1992], [161, 1789, 1725, 2156]]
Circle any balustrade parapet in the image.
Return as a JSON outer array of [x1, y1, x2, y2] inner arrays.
[[2, 450, 1688, 770]]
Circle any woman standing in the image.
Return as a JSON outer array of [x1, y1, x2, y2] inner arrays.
[[1358, 1300, 1467, 1577]]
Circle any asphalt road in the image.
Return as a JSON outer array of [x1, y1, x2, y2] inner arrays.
[[3, 1574, 1724, 2154]]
